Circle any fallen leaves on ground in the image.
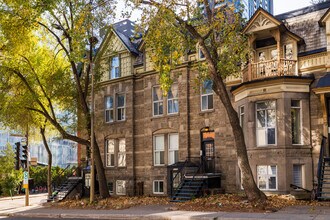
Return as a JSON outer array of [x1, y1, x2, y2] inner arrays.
[[47, 194, 330, 213]]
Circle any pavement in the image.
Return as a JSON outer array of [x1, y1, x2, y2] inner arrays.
[[0, 195, 330, 219]]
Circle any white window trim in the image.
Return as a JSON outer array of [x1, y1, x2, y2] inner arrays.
[[291, 100, 302, 145], [152, 86, 163, 117], [201, 81, 213, 112], [110, 56, 120, 79], [293, 164, 305, 189], [168, 133, 179, 165], [116, 94, 126, 121], [257, 165, 278, 191], [256, 100, 277, 147], [105, 96, 114, 123], [154, 135, 165, 166], [167, 84, 179, 115], [105, 139, 115, 167], [239, 105, 244, 128], [118, 138, 126, 167], [116, 180, 126, 195], [153, 180, 164, 194]]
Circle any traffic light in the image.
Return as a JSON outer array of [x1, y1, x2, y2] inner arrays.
[[15, 142, 20, 170], [21, 143, 28, 169]]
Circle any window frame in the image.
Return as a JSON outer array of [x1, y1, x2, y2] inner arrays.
[[116, 94, 126, 121], [257, 165, 278, 191], [291, 100, 302, 145], [201, 80, 214, 111], [153, 180, 164, 194], [153, 135, 165, 166], [239, 105, 244, 128], [105, 139, 115, 167], [256, 100, 277, 146], [118, 138, 126, 167], [105, 96, 114, 123], [116, 180, 126, 195], [168, 133, 179, 165], [152, 86, 164, 116], [167, 84, 179, 115], [293, 164, 305, 189], [110, 56, 120, 79]]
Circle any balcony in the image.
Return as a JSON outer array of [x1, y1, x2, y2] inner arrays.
[[242, 59, 298, 82]]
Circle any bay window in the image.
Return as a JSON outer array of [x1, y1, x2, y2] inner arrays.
[[256, 101, 276, 146]]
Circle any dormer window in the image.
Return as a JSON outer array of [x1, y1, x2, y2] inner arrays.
[[110, 56, 120, 79]]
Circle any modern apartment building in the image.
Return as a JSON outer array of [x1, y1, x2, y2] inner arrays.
[[83, 2, 330, 198], [198, 0, 273, 19]]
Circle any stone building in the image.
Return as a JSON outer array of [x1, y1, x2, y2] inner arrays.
[[83, 2, 330, 198]]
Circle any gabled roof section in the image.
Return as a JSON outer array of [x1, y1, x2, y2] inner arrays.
[[112, 19, 140, 55], [319, 7, 330, 26], [243, 7, 281, 34]]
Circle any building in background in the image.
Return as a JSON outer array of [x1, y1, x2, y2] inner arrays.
[[0, 128, 77, 168], [198, 0, 273, 19]]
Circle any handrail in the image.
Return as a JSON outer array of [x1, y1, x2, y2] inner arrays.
[[316, 136, 327, 198], [170, 159, 188, 197]]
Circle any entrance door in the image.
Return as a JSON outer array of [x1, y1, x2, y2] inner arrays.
[[202, 140, 215, 173]]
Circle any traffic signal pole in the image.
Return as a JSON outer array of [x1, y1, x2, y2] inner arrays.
[[21, 135, 29, 206]]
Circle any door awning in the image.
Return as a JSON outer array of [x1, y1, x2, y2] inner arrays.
[[313, 73, 330, 94]]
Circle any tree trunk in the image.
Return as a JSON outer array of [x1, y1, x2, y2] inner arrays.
[[40, 126, 52, 198], [212, 74, 267, 202], [93, 135, 109, 198]]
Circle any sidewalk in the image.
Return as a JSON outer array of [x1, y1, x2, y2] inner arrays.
[[3, 204, 330, 219]]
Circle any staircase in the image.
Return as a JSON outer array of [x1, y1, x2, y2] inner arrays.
[[316, 136, 330, 200], [317, 157, 330, 200], [48, 177, 82, 202], [171, 177, 205, 202]]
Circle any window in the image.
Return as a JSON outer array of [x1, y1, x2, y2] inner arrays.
[[201, 80, 213, 111], [284, 44, 293, 60], [110, 56, 120, 79], [117, 94, 125, 121], [153, 180, 164, 194], [154, 135, 165, 165], [153, 86, 163, 116], [198, 48, 205, 59], [108, 182, 114, 195], [105, 96, 114, 123], [291, 100, 301, 145], [257, 165, 277, 190], [118, 139, 126, 167], [106, 139, 115, 167], [168, 134, 179, 165], [256, 101, 276, 146], [167, 84, 179, 114], [239, 105, 244, 128], [154, 133, 179, 166], [104, 94, 125, 122], [116, 180, 126, 195], [105, 138, 126, 167], [293, 164, 303, 188]]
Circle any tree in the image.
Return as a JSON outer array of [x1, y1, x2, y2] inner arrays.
[[0, 0, 116, 199], [133, 0, 266, 202], [0, 144, 23, 196]]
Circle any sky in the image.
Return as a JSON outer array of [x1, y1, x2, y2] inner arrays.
[[274, 0, 312, 15], [117, 0, 314, 22]]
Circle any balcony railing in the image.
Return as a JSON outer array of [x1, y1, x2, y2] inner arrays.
[[242, 59, 297, 82]]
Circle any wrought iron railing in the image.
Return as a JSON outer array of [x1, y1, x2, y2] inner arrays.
[[316, 136, 327, 198]]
